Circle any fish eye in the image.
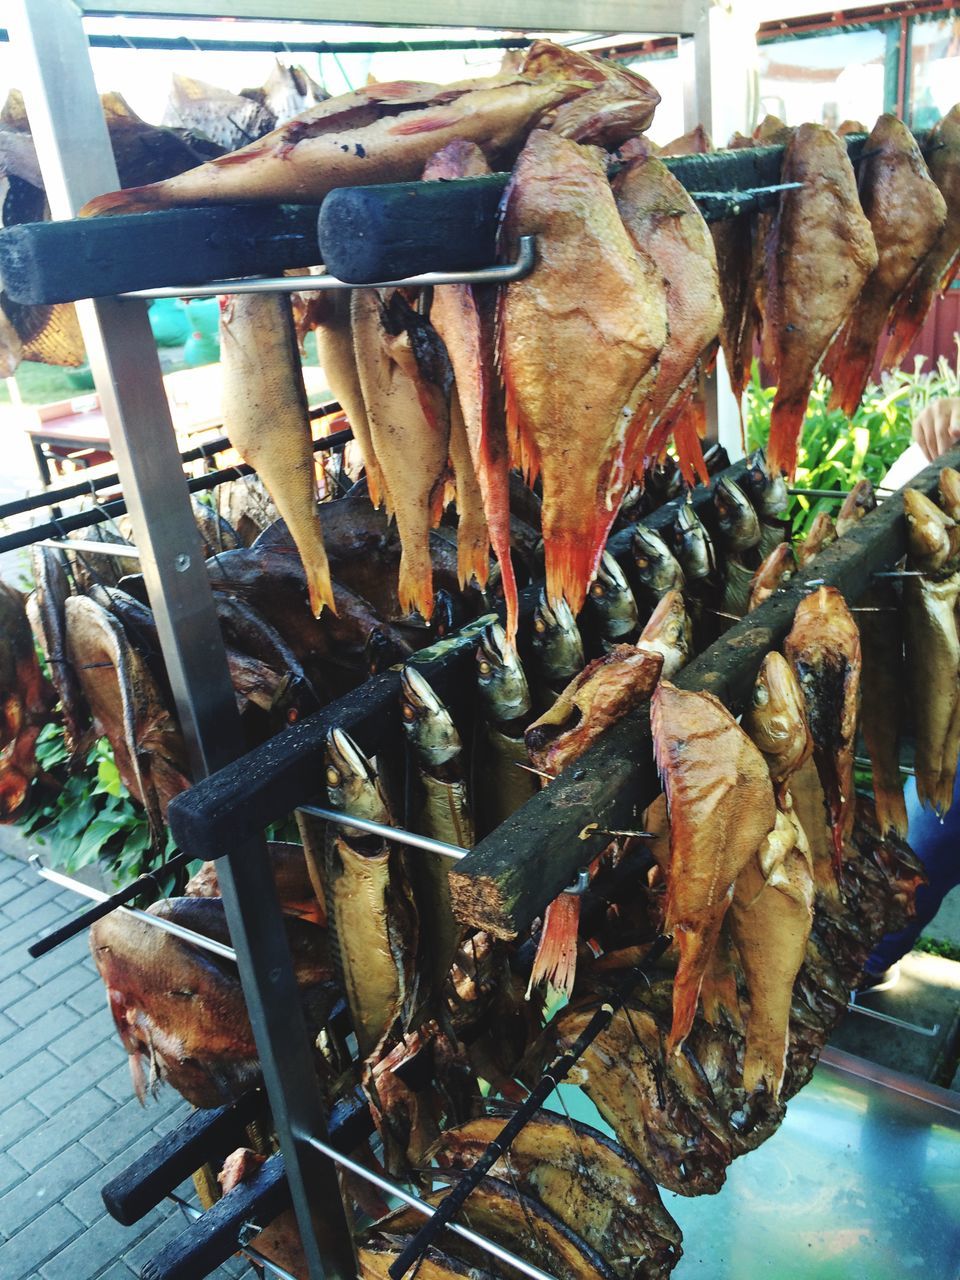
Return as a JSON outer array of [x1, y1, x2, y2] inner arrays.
[[754, 684, 769, 706], [325, 766, 341, 787], [534, 618, 546, 633], [591, 582, 605, 598], [401, 702, 417, 722], [478, 660, 492, 675], [636, 556, 649, 569]]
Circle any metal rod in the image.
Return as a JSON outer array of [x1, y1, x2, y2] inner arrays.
[[853, 754, 916, 777], [389, 934, 672, 1280], [38, 537, 141, 558], [0, 30, 533, 56], [119, 237, 537, 300], [0, 426, 354, 556], [168, 1194, 302, 1280], [0, 400, 340, 522], [296, 804, 467, 861], [31, 859, 238, 962], [28, 848, 192, 957], [300, 1134, 558, 1280], [847, 1000, 940, 1037]]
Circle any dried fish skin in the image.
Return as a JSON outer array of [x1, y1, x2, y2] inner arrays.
[[499, 129, 667, 616], [747, 543, 796, 612], [904, 571, 960, 814], [858, 583, 908, 837], [742, 652, 812, 802], [0, 580, 54, 819]]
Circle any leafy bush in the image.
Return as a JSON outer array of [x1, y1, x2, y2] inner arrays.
[[745, 342, 960, 538], [18, 722, 178, 890]]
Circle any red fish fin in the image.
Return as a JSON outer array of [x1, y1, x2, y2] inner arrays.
[[80, 185, 164, 217], [826, 344, 873, 418], [672, 397, 710, 488], [941, 252, 960, 294], [766, 390, 810, 480], [527, 892, 581, 1001], [389, 108, 463, 136], [666, 910, 727, 1053]]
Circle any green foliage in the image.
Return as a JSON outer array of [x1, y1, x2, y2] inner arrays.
[[18, 722, 177, 889], [914, 935, 960, 963], [744, 345, 960, 538]]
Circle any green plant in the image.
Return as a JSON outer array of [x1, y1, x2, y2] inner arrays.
[[914, 936, 960, 963], [745, 342, 960, 538], [19, 722, 179, 890]]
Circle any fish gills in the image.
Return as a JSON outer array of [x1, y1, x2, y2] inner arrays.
[[498, 129, 667, 615], [651, 681, 777, 1050], [351, 288, 451, 620], [220, 292, 334, 617], [883, 104, 960, 372], [763, 125, 878, 478], [612, 155, 722, 483], [783, 587, 861, 880], [825, 115, 946, 416], [858, 583, 908, 836], [904, 572, 960, 814]]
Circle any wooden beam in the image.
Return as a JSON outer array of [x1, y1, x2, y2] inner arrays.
[[448, 444, 960, 939]]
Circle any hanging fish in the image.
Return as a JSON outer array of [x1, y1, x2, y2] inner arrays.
[[747, 544, 796, 614], [763, 125, 878, 478], [783, 587, 861, 879], [26, 544, 87, 761], [713, 475, 760, 553], [902, 487, 956, 574], [425, 141, 518, 645], [738, 449, 790, 559], [668, 500, 715, 583], [0, 580, 55, 819], [835, 478, 877, 537], [583, 551, 641, 647], [631, 525, 685, 604], [473, 623, 538, 837], [529, 590, 585, 708], [883, 104, 960, 372], [795, 512, 837, 567], [858, 583, 908, 837], [498, 129, 667, 616], [520, 40, 660, 147], [220, 291, 334, 617], [651, 681, 777, 1051], [635, 588, 691, 680]]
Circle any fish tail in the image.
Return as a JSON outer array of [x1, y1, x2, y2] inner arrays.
[[826, 345, 873, 418], [398, 546, 434, 621], [666, 914, 725, 1053], [742, 1039, 786, 1102], [671, 397, 710, 488], [79, 184, 169, 217], [766, 391, 809, 480], [527, 891, 581, 1002], [544, 521, 605, 617], [874, 787, 909, 840], [305, 545, 337, 618], [881, 278, 932, 373], [456, 529, 491, 592]]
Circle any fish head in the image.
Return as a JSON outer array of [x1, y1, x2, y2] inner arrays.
[[399, 666, 463, 767], [531, 591, 585, 683], [798, 511, 837, 564], [637, 589, 690, 678], [429, 589, 458, 643], [836, 478, 876, 534], [744, 652, 812, 783], [365, 627, 407, 675], [476, 622, 532, 724], [939, 467, 960, 523], [671, 501, 715, 580], [713, 476, 761, 551], [749, 543, 796, 610], [324, 727, 392, 827], [741, 450, 788, 520], [522, 40, 661, 146], [631, 526, 684, 595], [584, 551, 640, 639], [903, 488, 954, 568]]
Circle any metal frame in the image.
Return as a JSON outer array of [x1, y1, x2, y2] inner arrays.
[[5, 3, 733, 1277]]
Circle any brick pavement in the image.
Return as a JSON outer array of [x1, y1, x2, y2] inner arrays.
[[0, 853, 257, 1279]]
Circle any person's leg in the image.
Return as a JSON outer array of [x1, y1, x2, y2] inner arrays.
[[865, 773, 960, 974]]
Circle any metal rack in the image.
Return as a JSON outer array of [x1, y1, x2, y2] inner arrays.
[[6, 3, 746, 1277]]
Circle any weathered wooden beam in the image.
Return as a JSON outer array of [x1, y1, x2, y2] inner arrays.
[[448, 445, 960, 939]]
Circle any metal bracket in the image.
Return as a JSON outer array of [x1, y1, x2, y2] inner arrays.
[[847, 997, 941, 1038]]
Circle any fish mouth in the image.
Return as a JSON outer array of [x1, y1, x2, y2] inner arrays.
[[400, 666, 462, 764], [525, 706, 580, 755], [326, 726, 373, 785], [594, 550, 629, 593], [477, 623, 532, 721]]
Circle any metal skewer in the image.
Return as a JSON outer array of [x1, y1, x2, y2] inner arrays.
[[296, 803, 468, 861]]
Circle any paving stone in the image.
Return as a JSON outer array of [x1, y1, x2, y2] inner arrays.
[[0, 1202, 83, 1280], [0, 880, 67, 921], [0, 1152, 28, 1198], [26, 934, 90, 984], [0, 875, 29, 908], [97, 1062, 138, 1105], [38, 1209, 161, 1280], [82, 1096, 176, 1165], [0, 1096, 46, 1147], [30, 1040, 121, 1117], [0, 901, 69, 955], [0, 1140, 100, 1237], [9, 1086, 114, 1172], [0, 1009, 17, 1042], [0, 1048, 61, 1109], [0, 1005, 81, 1072], [48, 1010, 116, 1065], [64, 1130, 169, 1226], [67, 978, 110, 1019], [6, 964, 90, 1027], [114, 1211, 188, 1277], [0, 972, 35, 1010]]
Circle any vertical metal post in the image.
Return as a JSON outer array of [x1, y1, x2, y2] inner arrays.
[[8, 4, 353, 1276]]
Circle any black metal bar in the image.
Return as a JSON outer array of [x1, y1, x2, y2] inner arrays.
[[27, 848, 193, 958], [0, 28, 533, 55], [387, 933, 672, 1280], [0, 399, 340, 522], [0, 425, 353, 555]]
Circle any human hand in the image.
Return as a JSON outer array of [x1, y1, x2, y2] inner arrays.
[[913, 397, 960, 462]]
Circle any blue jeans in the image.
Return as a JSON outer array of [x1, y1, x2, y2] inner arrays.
[[866, 773, 960, 973]]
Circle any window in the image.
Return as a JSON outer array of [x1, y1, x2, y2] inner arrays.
[[757, 25, 896, 130]]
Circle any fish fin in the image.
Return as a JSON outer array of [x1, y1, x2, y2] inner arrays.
[[742, 1040, 786, 1102], [766, 388, 811, 480], [527, 892, 581, 1002], [666, 897, 730, 1053], [304, 542, 337, 617], [544, 521, 606, 618], [398, 550, 434, 621], [388, 108, 466, 136], [80, 185, 165, 217], [826, 342, 874, 418], [671, 396, 710, 488], [874, 788, 909, 840]]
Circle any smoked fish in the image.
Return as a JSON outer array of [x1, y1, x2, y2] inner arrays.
[[747, 543, 796, 612], [741, 652, 812, 805], [858, 583, 908, 836], [351, 288, 451, 620], [883, 104, 960, 372], [904, 569, 960, 814], [763, 125, 878, 478], [522, 40, 660, 147], [26, 544, 86, 759], [0, 580, 54, 819], [784, 587, 861, 878], [651, 681, 777, 1050], [220, 292, 334, 616], [498, 129, 667, 615], [835, 478, 877, 537], [825, 115, 946, 416]]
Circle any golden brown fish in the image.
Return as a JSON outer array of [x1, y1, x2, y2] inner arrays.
[[903, 487, 956, 574], [904, 568, 960, 814], [424, 141, 517, 639], [938, 466, 960, 523], [612, 155, 723, 486], [796, 511, 837, 567], [498, 129, 667, 615], [0, 581, 54, 819], [651, 681, 777, 1050], [351, 288, 451, 619], [522, 40, 660, 147], [741, 652, 812, 805], [883, 104, 960, 372], [858, 583, 908, 837], [763, 125, 878, 477], [747, 543, 796, 612], [220, 292, 334, 617], [660, 123, 713, 155], [783, 587, 861, 879], [446, 391, 490, 591], [835, 478, 877, 536], [636, 587, 692, 679], [80, 70, 581, 216], [825, 115, 946, 416]]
